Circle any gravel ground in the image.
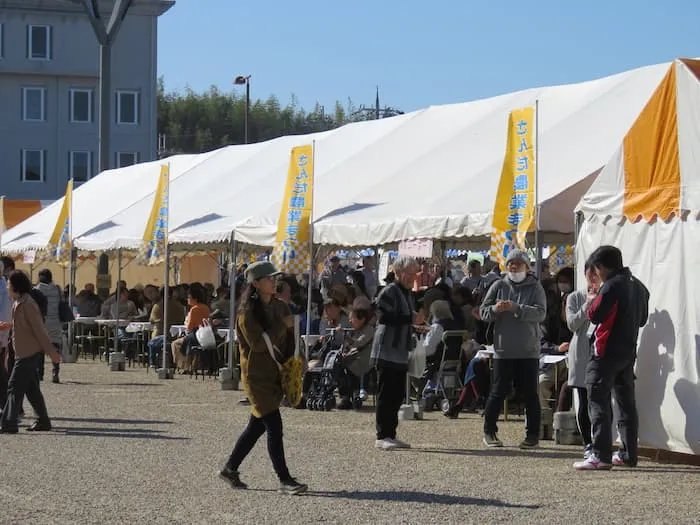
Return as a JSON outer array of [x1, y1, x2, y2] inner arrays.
[[0, 360, 698, 525]]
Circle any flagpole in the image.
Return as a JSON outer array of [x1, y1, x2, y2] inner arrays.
[[68, 179, 75, 354], [305, 141, 316, 344], [534, 99, 542, 280], [161, 162, 171, 376], [228, 230, 237, 371]]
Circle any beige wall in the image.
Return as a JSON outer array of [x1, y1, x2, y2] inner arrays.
[[15, 254, 220, 291]]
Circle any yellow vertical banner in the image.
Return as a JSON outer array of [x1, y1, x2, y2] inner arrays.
[[490, 107, 536, 267], [48, 180, 73, 263], [271, 144, 314, 274], [141, 165, 169, 265]]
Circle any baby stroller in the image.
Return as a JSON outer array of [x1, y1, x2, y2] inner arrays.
[[422, 330, 470, 415], [304, 328, 350, 411]]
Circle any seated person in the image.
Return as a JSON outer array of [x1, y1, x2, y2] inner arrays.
[[538, 325, 570, 409], [171, 285, 210, 373], [210, 286, 230, 317], [76, 283, 102, 318], [317, 297, 350, 351], [421, 299, 465, 382], [147, 287, 186, 368], [337, 298, 375, 409]]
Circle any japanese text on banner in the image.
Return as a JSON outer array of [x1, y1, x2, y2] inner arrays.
[[141, 165, 169, 266], [272, 145, 314, 274], [48, 179, 73, 264], [489, 107, 535, 268]]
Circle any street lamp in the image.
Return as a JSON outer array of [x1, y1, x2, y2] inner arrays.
[[234, 75, 251, 144]]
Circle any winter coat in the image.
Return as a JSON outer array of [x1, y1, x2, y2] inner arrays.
[[35, 282, 62, 344], [371, 282, 416, 369], [479, 273, 547, 359], [237, 298, 292, 418], [342, 323, 375, 377], [11, 294, 59, 360], [566, 290, 591, 387]]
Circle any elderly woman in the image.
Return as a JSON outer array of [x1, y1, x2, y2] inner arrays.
[[0, 271, 61, 433], [219, 262, 307, 495], [371, 256, 425, 451], [479, 249, 547, 450]]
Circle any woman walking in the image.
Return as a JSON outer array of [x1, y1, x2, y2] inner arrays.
[[219, 262, 307, 495], [0, 271, 61, 433]]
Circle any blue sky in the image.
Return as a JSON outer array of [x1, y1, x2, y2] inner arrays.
[[158, 0, 700, 113]]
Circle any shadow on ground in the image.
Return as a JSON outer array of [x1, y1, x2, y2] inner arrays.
[[52, 417, 173, 425], [306, 490, 540, 508], [411, 447, 580, 460]]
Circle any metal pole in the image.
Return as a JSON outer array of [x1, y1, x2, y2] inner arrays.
[[305, 141, 316, 341], [98, 44, 111, 173], [227, 231, 238, 370], [244, 79, 250, 144], [162, 243, 169, 370], [69, 179, 75, 351], [114, 248, 121, 355], [534, 99, 542, 280]]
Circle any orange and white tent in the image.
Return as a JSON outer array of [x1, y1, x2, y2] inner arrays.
[[576, 58, 700, 456]]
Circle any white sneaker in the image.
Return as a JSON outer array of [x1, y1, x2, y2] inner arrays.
[[389, 438, 411, 449], [573, 454, 613, 471], [375, 438, 399, 450]]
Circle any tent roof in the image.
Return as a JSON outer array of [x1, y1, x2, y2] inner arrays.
[[0, 59, 676, 253], [577, 58, 700, 221]]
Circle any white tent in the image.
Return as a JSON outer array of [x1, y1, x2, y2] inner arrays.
[[576, 58, 700, 456], [1, 60, 673, 253]]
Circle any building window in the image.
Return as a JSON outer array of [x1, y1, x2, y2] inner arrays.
[[116, 90, 139, 124], [117, 152, 138, 168], [70, 151, 91, 182], [22, 87, 46, 121], [21, 149, 45, 182], [70, 89, 92, 123], [27, 25, 51, 60]]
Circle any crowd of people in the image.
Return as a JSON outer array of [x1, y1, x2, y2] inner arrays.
[[0, 243, 650, 490]]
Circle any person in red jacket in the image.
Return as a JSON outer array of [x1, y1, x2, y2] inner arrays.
[[574, 246, 649, 470]]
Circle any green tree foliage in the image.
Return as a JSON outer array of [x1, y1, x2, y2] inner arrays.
[[157, 78, 366, 155]]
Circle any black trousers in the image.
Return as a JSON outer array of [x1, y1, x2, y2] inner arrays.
[[483, 358, 541, 437], [574, 387, 592, 446], [375, 366, 406, 440], [37, 344, 60, 381], [586, 356, 638, 464], [1, 353, 50, 430], [226, 410, 291, 482], [0, 344, 13, 410]]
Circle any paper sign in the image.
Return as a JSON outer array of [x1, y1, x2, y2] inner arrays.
[[398, 239, 433, 258]]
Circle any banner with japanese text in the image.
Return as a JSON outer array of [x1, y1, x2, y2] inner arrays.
[[490, 107, 536, 267], [47, 179, 73, 264], [271, 144, 314, 274], [141, 165, 169, 265]]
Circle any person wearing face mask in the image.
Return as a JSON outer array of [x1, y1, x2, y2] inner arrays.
[[479, 248, 547, 449]]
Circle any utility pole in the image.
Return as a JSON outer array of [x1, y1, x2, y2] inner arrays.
[[72, 0, 134, 173]]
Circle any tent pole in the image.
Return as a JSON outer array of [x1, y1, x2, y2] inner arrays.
[[228, 231, 238, 371], [162, 243, 170, 371], [534, 99, 542, 279], [114, 248, 121, 355]]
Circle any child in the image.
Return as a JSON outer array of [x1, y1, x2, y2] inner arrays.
[[338, 298, 375, 409]]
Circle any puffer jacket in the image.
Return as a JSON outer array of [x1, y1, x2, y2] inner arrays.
[[35, 282, 62, 344]]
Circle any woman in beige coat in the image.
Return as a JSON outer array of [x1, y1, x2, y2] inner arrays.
[[219, 262, 307, 495]]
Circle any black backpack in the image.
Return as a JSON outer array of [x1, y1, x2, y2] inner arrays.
[[29, 288, 48, 320]]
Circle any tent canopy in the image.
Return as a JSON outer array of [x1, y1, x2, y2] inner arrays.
[[576, 58, 700, 456], [0, 60, 675, 253]]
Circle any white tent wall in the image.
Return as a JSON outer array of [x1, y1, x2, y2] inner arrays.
[[576, 215, 700, 455]]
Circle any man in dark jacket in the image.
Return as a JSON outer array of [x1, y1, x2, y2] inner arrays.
[[479, 249, 547, 449], [370, 256, 424, 450], [574, 246, 649, 470]]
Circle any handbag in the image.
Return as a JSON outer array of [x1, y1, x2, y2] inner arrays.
[[58, 300, 75, 323], [262, 317, 304, 408]]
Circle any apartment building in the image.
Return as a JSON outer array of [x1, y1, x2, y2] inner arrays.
[[0, 0, 174, 199]]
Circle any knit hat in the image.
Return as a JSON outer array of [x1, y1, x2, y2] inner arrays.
[[505, 248, 530, 266], [430, 299, 453, 321]]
